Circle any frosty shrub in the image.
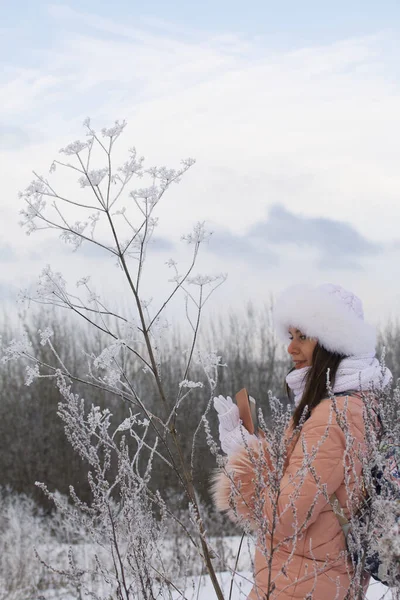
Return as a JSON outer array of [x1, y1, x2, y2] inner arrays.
[[3, 119, 228, 599], [0, 487, 63, 599], [0, 300, 288, 511]]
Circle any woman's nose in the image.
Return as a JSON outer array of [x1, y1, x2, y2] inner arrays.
[[287, 340, 298, 355]]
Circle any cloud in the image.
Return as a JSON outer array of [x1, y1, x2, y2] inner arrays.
[[0, 244, 17, 262], [250, 205, 381, 269], [207, 205, 381, 271], [207, 228, 278, 267], [0, 125, 32, 150], [27, 234, 175, 262]]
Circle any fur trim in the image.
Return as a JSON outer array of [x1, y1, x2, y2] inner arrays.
[[210, 469, 233, 514], [210, 464, 256, 529], [273, 284, 376, 356], [210, 438, 271, 529]]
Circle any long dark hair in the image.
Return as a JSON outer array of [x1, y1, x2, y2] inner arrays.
[[287, 343, 346, 428]]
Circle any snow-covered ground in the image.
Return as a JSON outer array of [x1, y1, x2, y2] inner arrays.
[[170, 571, 392, 600], [176, 536, 393, 600], [31, 536, 393, 599], [34, 572, 393, 600]]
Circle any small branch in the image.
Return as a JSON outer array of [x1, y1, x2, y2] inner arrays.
[[148, 243, 201, 332], [24, 198, 115, 254], [76, 154, 106, 210], [33, 171, 101, 211]]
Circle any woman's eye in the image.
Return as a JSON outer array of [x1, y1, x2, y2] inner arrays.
[[300, 335, 307, 341]]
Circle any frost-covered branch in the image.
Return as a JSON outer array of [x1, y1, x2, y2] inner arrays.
[[8, 118, 229, 598]]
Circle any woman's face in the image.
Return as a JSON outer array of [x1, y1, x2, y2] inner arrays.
[[287, 327, 317, 369]]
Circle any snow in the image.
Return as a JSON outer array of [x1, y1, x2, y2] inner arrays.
[[171, 572, 392, 599], [28, 575, 394, 600], [31, 535, 394, 599]]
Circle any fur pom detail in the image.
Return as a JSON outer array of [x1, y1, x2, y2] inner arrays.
[[273, 284, 376, 356], [210, 438, 271, 529], [210, 469, 233, 514]]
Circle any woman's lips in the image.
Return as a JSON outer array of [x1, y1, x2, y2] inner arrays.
[[294, 361, 306, 369]]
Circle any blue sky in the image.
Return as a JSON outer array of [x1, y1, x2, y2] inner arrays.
[[3, 0, 400, 70], [3, 1, 400, 41], [1, 1, 400, 325]]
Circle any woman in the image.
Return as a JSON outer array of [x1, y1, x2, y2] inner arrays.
[[212, 283, 392, 600]]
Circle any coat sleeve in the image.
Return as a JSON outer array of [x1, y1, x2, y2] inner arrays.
[[211, 396, 364, 538]]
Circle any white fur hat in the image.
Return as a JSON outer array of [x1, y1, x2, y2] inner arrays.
[[273, 283, 376, 356]]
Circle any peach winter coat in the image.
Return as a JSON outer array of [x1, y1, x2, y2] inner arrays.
[[211, 394, 371, 599]]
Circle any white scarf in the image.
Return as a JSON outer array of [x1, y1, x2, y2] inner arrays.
[[286, 353, 393, 407]]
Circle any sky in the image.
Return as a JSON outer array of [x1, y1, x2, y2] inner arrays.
[[1, 1, 400, 331]]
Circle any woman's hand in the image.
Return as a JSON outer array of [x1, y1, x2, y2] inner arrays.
[[213, 395, 256, 456]]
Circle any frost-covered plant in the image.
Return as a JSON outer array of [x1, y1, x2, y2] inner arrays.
[[341, 381, 400, 596], [0, 487, 63, 599], [4, 118, 227, 598], [35, 375, 174, 598]]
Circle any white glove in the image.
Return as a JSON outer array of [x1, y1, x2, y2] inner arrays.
[[213, 395, 256, 456]]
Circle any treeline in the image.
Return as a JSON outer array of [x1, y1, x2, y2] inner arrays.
[[0, 305, 398, 510]]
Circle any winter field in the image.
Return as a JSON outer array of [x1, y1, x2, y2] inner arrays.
[[2, 538, 394, 600], [0, 491, 392, 600], [181, 572, 392, 600], [3, 535, 394, 599]]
